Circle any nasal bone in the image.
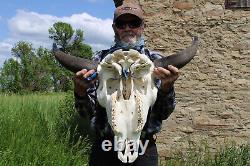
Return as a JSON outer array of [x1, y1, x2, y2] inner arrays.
[[122, 69, 129, 79]]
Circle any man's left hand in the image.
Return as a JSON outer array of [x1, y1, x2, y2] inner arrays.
[[153, 65, 180, 93]]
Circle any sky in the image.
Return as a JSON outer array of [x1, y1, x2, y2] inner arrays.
[[0, 0, 116, 67]]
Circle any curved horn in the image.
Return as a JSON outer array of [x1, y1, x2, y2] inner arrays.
[[54, 50, 98, 73], [154, 36, 199, 69]]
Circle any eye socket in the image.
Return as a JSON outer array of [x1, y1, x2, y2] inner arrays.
[[115, 19, 143, 29]]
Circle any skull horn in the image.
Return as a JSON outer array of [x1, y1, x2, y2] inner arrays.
[[54, 50, 98, 73], [154, 36, 199, 69]]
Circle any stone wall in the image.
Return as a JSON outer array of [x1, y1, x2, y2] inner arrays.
[[138, 0, 250, 160]]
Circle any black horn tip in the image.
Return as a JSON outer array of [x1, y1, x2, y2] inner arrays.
[[153, 36, 199, 69]]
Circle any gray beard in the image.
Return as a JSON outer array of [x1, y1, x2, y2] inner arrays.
[[114, 35, 143, 48]]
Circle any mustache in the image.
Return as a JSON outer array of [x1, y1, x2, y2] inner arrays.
[[121, 32, 136, 37]]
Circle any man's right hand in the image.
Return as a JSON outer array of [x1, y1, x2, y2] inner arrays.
[[74, 69, 97, 97]]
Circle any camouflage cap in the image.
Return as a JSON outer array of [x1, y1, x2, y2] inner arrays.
[[113, 3, 144, 22]]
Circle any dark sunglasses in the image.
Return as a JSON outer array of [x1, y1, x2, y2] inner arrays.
[[115, 19, 143, 29]]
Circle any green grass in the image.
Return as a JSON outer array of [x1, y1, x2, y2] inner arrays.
[[0, 93, 90, 165], [0, 93, 249, 166], [162, 142, 250, 166]]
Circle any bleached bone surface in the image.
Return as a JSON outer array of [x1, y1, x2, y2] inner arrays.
[[97, 49, 158, 163]]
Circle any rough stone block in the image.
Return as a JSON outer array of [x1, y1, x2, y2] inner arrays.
[[173, 1, 194, 10]]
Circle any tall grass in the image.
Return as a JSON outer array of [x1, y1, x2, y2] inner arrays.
[[1, 93, 249, 165], [162, 142, 249, 166], [0, 93, 89, 165]]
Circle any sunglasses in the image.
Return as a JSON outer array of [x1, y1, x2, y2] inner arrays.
[[115, 19, 143, 29]]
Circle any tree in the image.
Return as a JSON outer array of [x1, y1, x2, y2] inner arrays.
[[70, 29, 92, 59], [49, 22, 93, 91], [0, 22, 93, 93], [11, 41, 35, 91], [49, 22, 92, 59], [0, 59, 21, 93], [49, 22, 74, 53], [32, 47, 54, 91], [8, 42, 54, 92]]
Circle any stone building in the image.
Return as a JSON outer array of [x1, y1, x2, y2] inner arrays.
[[114, 0, 250, 160]]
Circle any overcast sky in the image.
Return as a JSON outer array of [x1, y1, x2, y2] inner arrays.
[[0, 0, 115, 67]]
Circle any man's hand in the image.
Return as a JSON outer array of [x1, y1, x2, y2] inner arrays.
[[74, 69, 97, 97], [153, 65, 180, 93]]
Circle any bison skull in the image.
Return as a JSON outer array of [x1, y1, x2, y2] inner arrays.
[[53, 37, 198, 163], [97, 49, 157, 163]]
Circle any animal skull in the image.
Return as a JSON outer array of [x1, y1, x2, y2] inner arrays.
[[97, 49, 158, 163], [53, 36, 198, 163]]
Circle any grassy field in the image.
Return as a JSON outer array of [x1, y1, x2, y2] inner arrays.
[[0, 93, 89, 165], [0, 93, 249, 165], [162, 142, 249, 166]]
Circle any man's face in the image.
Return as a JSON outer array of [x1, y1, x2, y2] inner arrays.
[[113, 14, 144, 46]]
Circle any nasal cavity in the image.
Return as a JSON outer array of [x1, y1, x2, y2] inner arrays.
[[122, 78, 131, 100]]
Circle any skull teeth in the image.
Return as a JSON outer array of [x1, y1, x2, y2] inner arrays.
[[111, 93, 119, 133], [135, 93, 143, 132]]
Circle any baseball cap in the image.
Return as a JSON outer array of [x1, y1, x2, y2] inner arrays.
[[113, 3, 144, 22]]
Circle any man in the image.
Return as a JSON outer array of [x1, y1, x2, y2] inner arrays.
[[74, 3, 179, 166]]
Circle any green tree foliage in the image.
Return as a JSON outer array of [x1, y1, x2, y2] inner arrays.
[[11, 41, 35, 91], [0, 59, 21, 93], [0, 42, 54, 93], [49, 22, 74, 53], [49, 22, 93, 92], [70, 29, 92, 59], [49, 22, 92, 59], [32, 47, 54, 91], [0, 22, 93, 93]]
